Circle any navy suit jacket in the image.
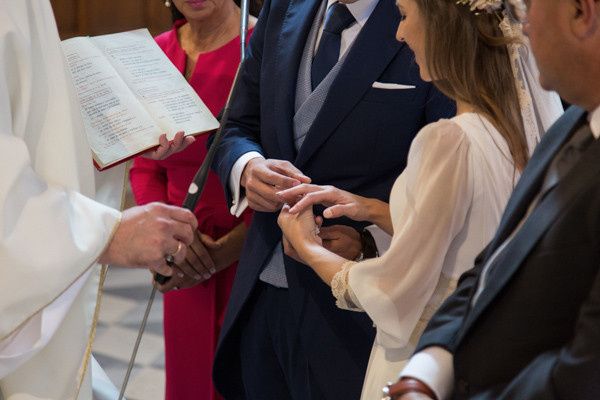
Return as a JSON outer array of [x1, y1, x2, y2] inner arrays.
[[211, 0, 455, 397], [416, 106, 600, 399]]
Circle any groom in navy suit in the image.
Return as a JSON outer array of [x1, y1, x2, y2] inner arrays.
[[211, 0, 454, 398]]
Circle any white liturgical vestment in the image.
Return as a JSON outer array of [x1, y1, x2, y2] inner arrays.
[[0, 1, 123, 398]]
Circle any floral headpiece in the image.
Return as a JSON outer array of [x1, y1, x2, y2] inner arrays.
[[455, 0, 503, 14]]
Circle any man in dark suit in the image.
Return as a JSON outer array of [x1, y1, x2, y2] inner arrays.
[[390, 1, 600, 399], [209, 0, 454, 397]]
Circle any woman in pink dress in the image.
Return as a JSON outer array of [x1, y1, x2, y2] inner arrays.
[[129, 0, 257, 398]]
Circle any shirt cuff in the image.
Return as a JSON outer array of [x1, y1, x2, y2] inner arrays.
[[400, 347, 454, 400], [365, 224, 392, 255], [228, 152, 264, 217]]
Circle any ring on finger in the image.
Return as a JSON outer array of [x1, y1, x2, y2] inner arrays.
[[174, 241, 183, 255], [165, 241, 183, 265]]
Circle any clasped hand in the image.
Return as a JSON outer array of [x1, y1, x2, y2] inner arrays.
[[154, 223, 247, 293], [154, 230, 219, 292]]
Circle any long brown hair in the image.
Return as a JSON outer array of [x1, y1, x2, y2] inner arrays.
[[416, 1, 528, 170]]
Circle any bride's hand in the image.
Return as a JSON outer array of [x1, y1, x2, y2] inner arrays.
[[276, 184, 370, 222], [278, 204, 322, 261]]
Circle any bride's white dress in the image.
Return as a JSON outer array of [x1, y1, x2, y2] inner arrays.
[[331, 113, 518, 400]]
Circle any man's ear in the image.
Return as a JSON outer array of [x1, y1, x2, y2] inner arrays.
[[570, 0, 599, 39]]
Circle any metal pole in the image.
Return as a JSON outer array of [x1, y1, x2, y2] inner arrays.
[[118, 2, 252, 397], [240, 0, 250, 62]]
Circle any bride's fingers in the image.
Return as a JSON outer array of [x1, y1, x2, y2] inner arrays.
[[323, 204, 356, 219], [276, 184, 321, 202], [288, 190, 335, 214]]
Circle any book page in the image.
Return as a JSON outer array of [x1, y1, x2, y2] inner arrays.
[[62, 36, 163, 167], [91, 29, 219, 136]]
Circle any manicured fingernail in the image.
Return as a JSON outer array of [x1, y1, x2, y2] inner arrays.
[[194, 274, 202, 280], [210, 268, 216, 274], [203, 273, 211, 280], [178, 272, 185, 278]]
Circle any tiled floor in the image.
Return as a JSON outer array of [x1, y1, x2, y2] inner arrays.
[[93, 268, 165, 400]]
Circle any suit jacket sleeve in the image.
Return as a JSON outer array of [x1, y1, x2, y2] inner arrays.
[[472, 266, 600, 400], [210, 0, 272, 206]]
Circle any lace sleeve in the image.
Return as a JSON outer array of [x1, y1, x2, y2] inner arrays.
[[331, 261, 363, 311]]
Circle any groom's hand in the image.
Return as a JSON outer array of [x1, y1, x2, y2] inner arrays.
[[241, 158, 311, 212], [319, 225, 362, 261]]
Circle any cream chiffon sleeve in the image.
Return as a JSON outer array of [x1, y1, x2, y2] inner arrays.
[[332, 120, 473, 348]]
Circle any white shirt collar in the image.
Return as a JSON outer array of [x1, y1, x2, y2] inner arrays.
[[589, 104, 600, 139], [326, 0, 380, 28]]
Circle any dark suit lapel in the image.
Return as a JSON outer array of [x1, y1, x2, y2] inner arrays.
[[272, 0, 323, 161], [483, 107, 587, 256], [456, 108, 596, 341], [294, 0, 403, 169]]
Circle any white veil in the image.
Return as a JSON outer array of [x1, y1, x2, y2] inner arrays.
[[500, 15, 564, 155]]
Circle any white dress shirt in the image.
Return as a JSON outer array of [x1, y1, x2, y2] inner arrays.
[[400, 104, 600, 400]]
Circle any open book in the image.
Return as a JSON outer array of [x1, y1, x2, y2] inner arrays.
[[62, 29, 220, 170]]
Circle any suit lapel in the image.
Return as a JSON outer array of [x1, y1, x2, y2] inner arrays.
[[272, 0, 323, 161], [456, 108, 594, 342], [294, 0, 403, 168], [482, 107, 587, 257]]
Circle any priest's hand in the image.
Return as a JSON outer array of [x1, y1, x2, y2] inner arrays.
[[241, 158, 311, 212], [143, 132, 195, 160], [99, 202, 198, 275]]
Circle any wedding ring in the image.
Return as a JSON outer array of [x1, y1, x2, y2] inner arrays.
[[164, 241, 183, 266], [165, 254, 175, 266]]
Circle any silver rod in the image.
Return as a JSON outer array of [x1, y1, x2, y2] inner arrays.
[[119, 2, 252, 395], [118, 286, 157, 400], [240, 0, 250, 62]]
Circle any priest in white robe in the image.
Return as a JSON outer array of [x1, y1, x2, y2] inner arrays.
[[0, 1, 199, 398]]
